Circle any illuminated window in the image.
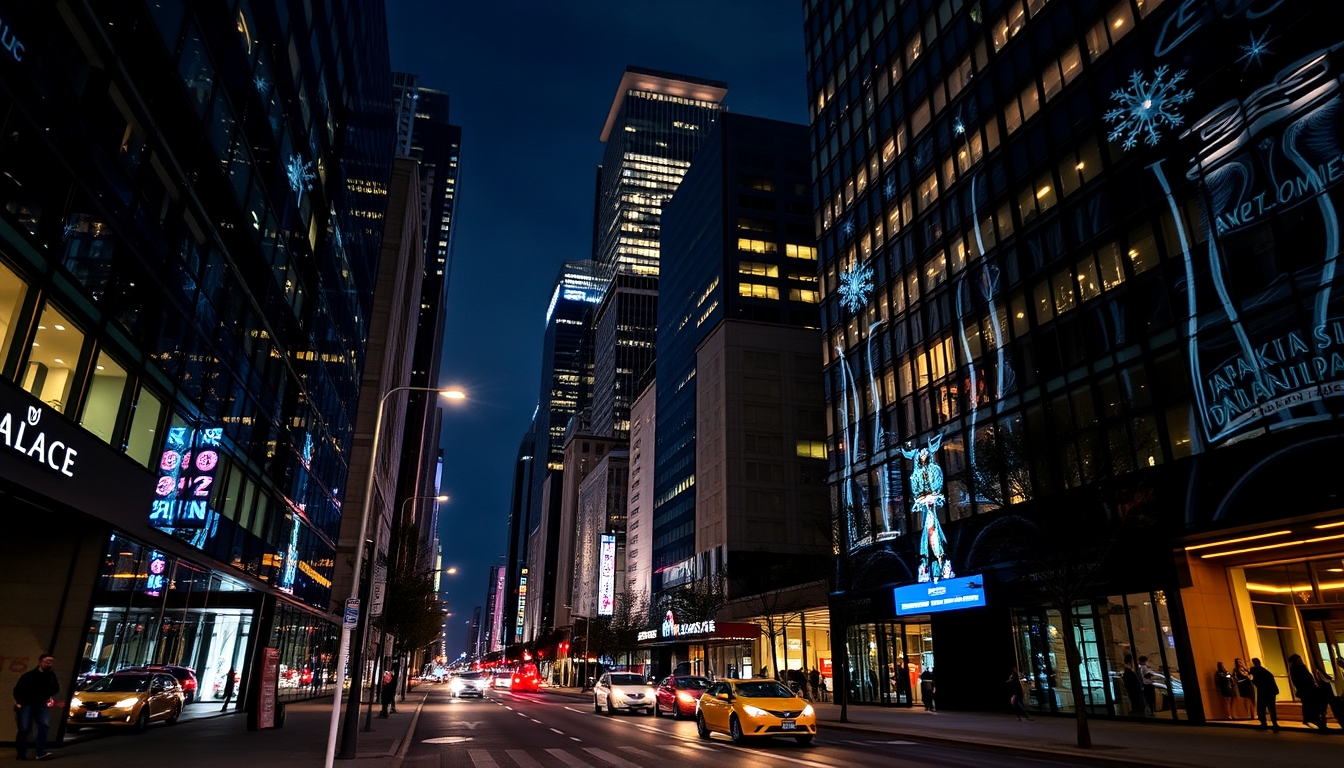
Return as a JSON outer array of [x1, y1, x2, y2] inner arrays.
[[789, 288, 820, 304], [124, 387, 163, 467], [739, 283, 780, 300], [0, 260, 29, 371], [80, 351, 129, 444], [1075, 258, 1101, 302], [738, 238, 778, 255], [738, 261, 779, 278], [738, 218, 775, 233], [911, 99, 932, 136], [905, 32, 923, 66], [1106, 1, 1135, 41], [1052, 270, 1077, 314], [1135, 0, 1167, 18], [917, 172, 939, 213], [1126, 225, 1160, 275], [796, 440, 828, 459], [22, 303, 84, 414], [786, 244, 818, 260], [993, 1, 1026, 51], [1096, 243, 1126, 290]]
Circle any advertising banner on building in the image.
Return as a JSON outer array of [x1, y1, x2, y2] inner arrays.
[[258, 647, 279, 730], [893, 574, 986, 616], [597, 534, 616, 616]]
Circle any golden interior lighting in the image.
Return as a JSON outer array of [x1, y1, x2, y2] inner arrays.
[[1313, 520, 1344, 529], [1200, 532, 1344, 559], [1184, 530, 1293, 551]]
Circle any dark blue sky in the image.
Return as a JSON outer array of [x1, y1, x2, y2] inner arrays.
[[385, 0, 810, 656]]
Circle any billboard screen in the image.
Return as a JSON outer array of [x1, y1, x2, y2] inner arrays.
[[597, 534, 616, 616]]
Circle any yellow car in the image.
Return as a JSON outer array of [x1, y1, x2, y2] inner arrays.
[[69, 671, 184, 732], [695, 678, 816, 745]]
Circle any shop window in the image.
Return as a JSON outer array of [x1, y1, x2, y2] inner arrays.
[[0, 260, 28, 374], [80, 351, 129, 444], [124, 386, 163, 466], [22, 304, 84, 413]]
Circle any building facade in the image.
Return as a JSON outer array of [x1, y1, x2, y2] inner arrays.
[[0, 0, 395, 739], [808, 0, 1344, 722]]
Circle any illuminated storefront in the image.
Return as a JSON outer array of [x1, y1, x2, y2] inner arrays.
[[638, 612, 761, 680]]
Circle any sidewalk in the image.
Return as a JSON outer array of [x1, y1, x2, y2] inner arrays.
[[542, 686, 1341, 766], [37, 691, 428, 767]]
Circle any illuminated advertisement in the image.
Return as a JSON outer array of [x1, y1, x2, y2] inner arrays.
[[516, 568, 528, 640], [149, 425, 223, 530], [902, 434, 953, 583], [597, 534, 616, 617], [144, 550, 167, 597], [894, 574, 986, 616]]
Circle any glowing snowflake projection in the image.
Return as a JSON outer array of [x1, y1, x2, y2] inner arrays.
[[884, 176, 897, 202], [838, 261, 874, 313], [1237, 28, 1273, 71], [253, 75, 272, 95], [841, 217, 855, 238], [286, 155, 315, 196], [952, 117, 966, 136], [1102, 66, 1194, 151]]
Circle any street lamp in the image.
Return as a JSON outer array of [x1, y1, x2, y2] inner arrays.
[[399, 494, 449, 524], [325, 386, 464, 768]]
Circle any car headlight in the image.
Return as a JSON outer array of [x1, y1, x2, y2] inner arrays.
[[644, 687, 655, 699], [742, 704, 769, 718], [802, 704, 814, 717], [114, 697, 141, 709], [449, 679, 464, 691], [70, 697, 82, 708]]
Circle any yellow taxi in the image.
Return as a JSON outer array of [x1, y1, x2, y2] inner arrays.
[[69, 671, 184, 732], [695, 678, 816, 745]]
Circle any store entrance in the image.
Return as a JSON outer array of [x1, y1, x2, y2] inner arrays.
[[1302, 608, 1344, 699]]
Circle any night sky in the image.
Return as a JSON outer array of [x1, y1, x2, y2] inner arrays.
[[385, 0, 810, 657]]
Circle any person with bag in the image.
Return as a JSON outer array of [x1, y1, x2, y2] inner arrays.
[[1289, 655, 1325, 729], [1233, 658, 1255, 719], [1214, 661, 1237, 719]]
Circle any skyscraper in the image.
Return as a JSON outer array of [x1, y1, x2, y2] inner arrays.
[[589, 67, 727, 438]]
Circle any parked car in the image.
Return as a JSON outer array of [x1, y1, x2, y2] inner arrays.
[[491, 669, 513, 690], [594, 672, 655, 715], [655, 675, 711, 719], [449, 671, 487, 698], [68, 672, 184, 732], [121, 665, 198, 704], [695, 678, 815, 745]]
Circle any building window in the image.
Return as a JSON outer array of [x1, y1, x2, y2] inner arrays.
[[739, 283, 780, 300], [797, 440, 828, 459], [786, 244, 818, 260], [0, 260, 29, 373], [124, 386, 163, 467], [22, 303, 85, 414], [739, 238, 778, 255], [992, 1, 1027, 51], [789, 288, 820, 304], [739, 261, 779, 278], [80, 351, 129, 444]]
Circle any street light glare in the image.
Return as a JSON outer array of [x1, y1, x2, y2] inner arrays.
[[436, 494, 450, 502], [440, 388, 466, 400], [446, 567, 458, 574]]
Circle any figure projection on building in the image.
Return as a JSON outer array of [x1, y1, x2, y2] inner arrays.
[[903, 433, 953, 583]]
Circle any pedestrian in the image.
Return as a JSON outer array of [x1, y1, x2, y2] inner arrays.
[[1288, 654, 1324, 729], [1007, 666, 1032, 721], [220, 667, 237, 712], [1137, 656, 1157, 715], [727, 663, 736, 679], [1314, 667, 1339, 729], [13, 653, 59, 761], [808, 667, 821, 701], [1233, 658, 1255, 719], [1123, 654, 1146, 719], [1248, 657, 1279, 730], [919, 667, 936, 712], [1214, 661, 1236, 719], [760, 665, 770, 680], [378, 670, 396, 718]]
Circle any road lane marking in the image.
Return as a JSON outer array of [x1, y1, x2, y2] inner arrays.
[[584, 748, 641, 768], [564, 706, 588, 714], [550, 728, 565, 735], [531, 718, 543, 723], [467, 749, 499, 768], [618, 746, 658, 760], [506, 750, 543, 768], [570, 737, 581, 742], [422, 736, 473, 744], [546, 748, 587, 766]]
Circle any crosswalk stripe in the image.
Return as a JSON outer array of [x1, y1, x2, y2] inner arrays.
[[617, 746, 657, 760], [582, 748, 641, 768], [505, 750, 543, 768], [468, 749, 500, 768], [545, 748, 589, 767]]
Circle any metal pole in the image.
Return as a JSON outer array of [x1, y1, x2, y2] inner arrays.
[[326, 385, 449, 767]]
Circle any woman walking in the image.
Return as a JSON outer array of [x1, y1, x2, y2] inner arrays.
[[1233, 659, 1255, 720]]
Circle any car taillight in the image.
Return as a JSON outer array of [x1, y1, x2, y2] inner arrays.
[[677, 691, 693, 702]]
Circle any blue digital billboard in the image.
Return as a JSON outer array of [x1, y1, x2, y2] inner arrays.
[[894, 574, 986, 616]]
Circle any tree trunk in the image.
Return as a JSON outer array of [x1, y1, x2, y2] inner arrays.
[[767, 624, 781, 682], [1057, 605, 1092, 749]]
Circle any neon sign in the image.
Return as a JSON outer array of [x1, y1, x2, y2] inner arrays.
[[597, 534, 616, 616], [0, 404, 77, 477], [150, 426, 223, 529], [145, 550, 167, 597]]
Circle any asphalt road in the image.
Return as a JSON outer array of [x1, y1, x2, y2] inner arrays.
[[401, 686, 1088, 768]]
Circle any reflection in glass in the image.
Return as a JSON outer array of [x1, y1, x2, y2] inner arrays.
[[81, 351, 129, 444]]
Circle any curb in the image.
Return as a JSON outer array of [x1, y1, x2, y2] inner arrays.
[[390, 691, 429, 768], [819, 719, 1158, 767]]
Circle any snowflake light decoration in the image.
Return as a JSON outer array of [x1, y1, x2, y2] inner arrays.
[[884, 176, 897, 202], [254, 74, 272, 96], [286, 154, 315, 196], [838, 261, 874, 313], [841, 217, 855, 238], [952, 117, 966, 136], [1237, 27, 1273, 71], [1103, 66, 1194, 151]]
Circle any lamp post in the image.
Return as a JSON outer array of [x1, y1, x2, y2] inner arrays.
[[325, 386, 463, 767], [400, 493, 449, 524]]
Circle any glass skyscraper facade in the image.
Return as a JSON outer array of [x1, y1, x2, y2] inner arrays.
[[809, 0, 1344, 722], [0, 0, 395, 732]]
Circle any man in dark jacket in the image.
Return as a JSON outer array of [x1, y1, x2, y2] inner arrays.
[[1289, 654, 1323, 729], [13, 654, 59, 761], [1248, 657, 1279, 730]]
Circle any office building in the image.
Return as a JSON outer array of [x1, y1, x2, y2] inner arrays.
[[808, 0, 1344, 722], [0, 0, 396, 739]]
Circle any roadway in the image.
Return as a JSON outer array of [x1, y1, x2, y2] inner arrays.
[[401, 685, 1089, 768]]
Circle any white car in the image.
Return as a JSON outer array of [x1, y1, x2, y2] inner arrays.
[[448, 671, 487, 698], [594, 672, 655, 716]]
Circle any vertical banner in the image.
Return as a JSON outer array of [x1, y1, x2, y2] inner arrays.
[[259, 647, 279, 729], [597, 534, 616, 616]]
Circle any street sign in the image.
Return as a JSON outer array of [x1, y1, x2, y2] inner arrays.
[[371, 563, 387, 617], [343, 598, 360, 628]]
